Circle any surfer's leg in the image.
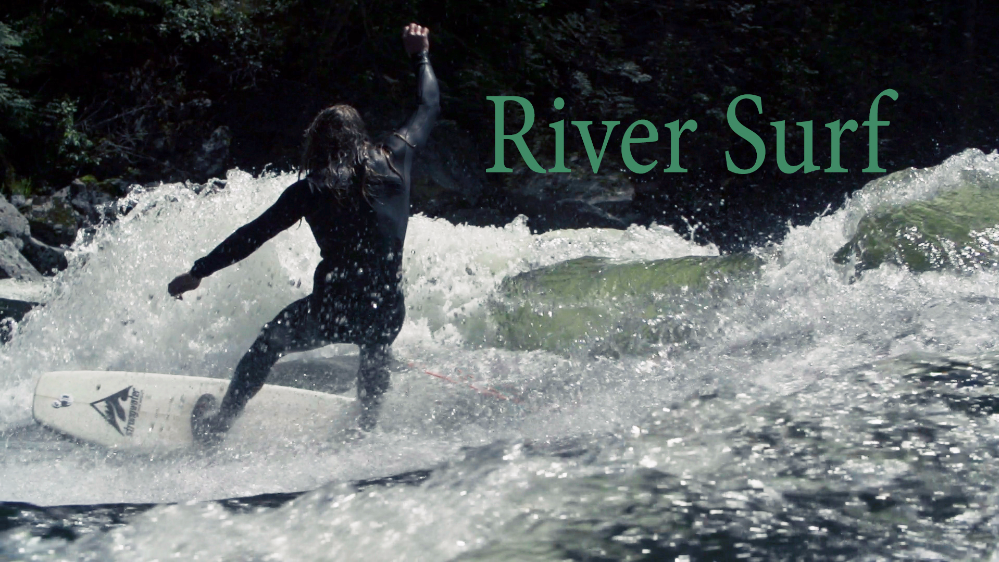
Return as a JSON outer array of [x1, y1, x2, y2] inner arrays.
[[203, 297, 326, 438], [357, 344, 391, 431], [352, 297, 405, 431]]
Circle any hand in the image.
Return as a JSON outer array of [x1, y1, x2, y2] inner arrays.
[[168, 272, 201, 299], [402, 23, 429, 56]]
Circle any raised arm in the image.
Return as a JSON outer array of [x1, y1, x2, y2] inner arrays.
[[385, 24, 440, 162]]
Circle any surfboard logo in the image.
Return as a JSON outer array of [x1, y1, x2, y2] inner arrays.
[[90, 386, 144, 437]]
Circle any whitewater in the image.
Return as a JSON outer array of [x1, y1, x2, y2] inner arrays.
[[2, 149, 999, 560]]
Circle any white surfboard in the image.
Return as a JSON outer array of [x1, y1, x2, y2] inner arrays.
[[33, 371, 357, 451]]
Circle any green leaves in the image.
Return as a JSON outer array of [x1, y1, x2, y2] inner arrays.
[[45, 99, 100, 171], [0, 22, 32, 130]]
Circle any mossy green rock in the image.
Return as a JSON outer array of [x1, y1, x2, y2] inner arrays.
[[489, 253, 762, 355], [835, 179, 999, 273]]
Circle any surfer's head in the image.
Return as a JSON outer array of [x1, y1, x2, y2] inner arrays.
[[301, 104, 369, 200]]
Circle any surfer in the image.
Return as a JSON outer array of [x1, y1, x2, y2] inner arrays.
[[167, 23, 439, 444]]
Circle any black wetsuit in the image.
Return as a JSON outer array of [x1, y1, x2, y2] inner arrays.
[[190, 51, 439, 431]]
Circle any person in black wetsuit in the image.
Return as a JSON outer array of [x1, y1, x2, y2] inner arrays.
[[167, 23, 439, 444]]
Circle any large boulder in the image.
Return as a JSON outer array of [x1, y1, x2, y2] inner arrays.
[[20, 236, 68, 275], [24, 187, 84, 247], [489, 253, 762, 355], [0, 194, 30, 242], [69, 177, 116, 224], [834, 174, 999, 273], [0, 238, 43, 281], [0, 194, 68, 275]]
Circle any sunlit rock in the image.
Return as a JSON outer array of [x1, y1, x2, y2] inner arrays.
[[834, 172, 999, 273], [0, 239, 42, 282], [490, 253, 762, 354]]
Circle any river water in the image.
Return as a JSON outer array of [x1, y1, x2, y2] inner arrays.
[[2, 149, 999, 560]]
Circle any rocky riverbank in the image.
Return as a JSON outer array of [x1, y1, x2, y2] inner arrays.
[[0, 176, 137, 337], [0, 178, 120, 281]]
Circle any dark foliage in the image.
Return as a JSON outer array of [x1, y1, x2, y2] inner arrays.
[[0, 0, 996, 248]]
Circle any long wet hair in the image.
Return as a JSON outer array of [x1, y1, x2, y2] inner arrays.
[[301, 105, 370, 204]]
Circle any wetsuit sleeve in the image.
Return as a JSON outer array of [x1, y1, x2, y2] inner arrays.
[[190, 181, 313, 279], [385, 51, 440, 161]]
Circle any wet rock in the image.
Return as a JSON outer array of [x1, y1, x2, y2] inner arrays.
[[0, 297, 35, 323], [0, 195, 67, 276], [490, 253, 762, 354], [0, 279, 47, 341], [25, 188, 83, 247], [0, 195, 31, 242], [68, 179, 115, 224], [9, 194, 29, 210], [834, 172, 999, 273], [0, 239, 43, 281], [189, 178, 228, 196], [0, 278, 48, 319], [20, 236, 68, 275]]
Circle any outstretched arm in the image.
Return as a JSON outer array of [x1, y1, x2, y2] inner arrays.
[[168, 182, 313, 298], [385, 23, 440, 161]]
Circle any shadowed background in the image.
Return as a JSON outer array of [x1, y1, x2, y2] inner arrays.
[[0, 0, 996, 250]]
